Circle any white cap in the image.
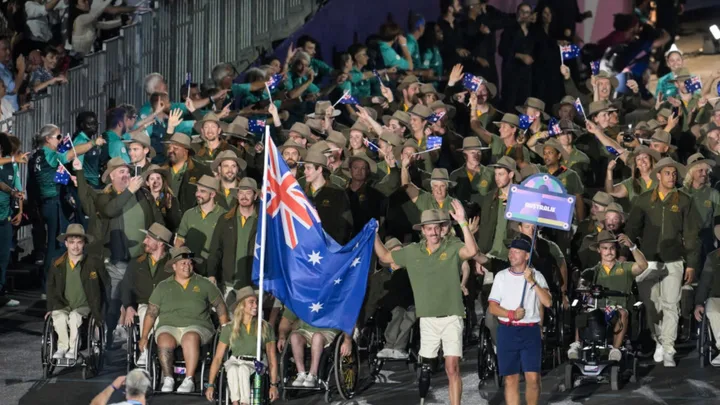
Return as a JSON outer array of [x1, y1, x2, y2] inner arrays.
[[664, 43, 683, 58]]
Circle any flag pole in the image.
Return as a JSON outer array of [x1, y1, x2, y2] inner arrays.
[[255, 124, 271, 362], [332, 89, 349, 108]]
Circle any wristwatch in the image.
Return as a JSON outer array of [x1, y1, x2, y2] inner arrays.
[[205, 383, 215, 389], [270, 382, 279, 387]]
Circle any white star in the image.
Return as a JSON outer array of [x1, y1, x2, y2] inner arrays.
[[310, 302, 323, 313], [353, 242, 360, 250], [308, 251, 323, 265], [351, 257, 361, 268], [334, 278, 342, 285], [254, 243, 261, 259]]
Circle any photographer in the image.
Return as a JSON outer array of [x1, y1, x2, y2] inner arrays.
[[90, 369, 151, 405]]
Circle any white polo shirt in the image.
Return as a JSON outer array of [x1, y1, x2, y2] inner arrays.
[[488, 266, 549, 324]]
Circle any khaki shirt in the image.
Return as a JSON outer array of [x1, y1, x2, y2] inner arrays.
[[218, 320, 275, 357], [177, 204, 227, 274], [149, 273, 222, 331]]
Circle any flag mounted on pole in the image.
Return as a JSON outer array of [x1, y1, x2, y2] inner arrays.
[[560, 44, 581, 61], [248, 119, 266, 134], [684, 76, 702, 94], [251, 136, 377, 335], [590, 61, 600, 76], [338, 92, 359, 105]]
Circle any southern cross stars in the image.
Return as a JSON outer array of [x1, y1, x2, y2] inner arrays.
[[310, 302, 324, 313], [308, 251, 323, 265], [351, 257, 361, 267]]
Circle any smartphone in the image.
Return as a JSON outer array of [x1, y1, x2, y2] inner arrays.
[[134, 165, 138, 177], [672, 106, 679, 117]]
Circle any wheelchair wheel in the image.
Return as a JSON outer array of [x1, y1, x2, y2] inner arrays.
[[41, 317, 56, 379], [700, 312, 711, 368], [366, 324, 384, 377], [562, 363, 575, 392], [333, 338, 359, 400], [146, 335, 162, 392], [610, 365, 620, 391], [279, 339, 298, 401], [125, 318, 139, 373], [83, 317, 104, 379]]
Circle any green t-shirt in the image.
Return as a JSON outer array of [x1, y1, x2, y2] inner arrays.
[[391, 238, 465, 318], [65, 259, 88, 310], [218, 320, 276, 357], [74, 132, 102, 188], [348, 66, 379, 99], [33, 146, 69, 198], [105, 130, 131, 163], [421, 47, 443, 79], [378, 41, 410, 71], [285, 71, 320, 95], [0, 161, 21, 219], [283, 308, 339, 334], [177, 204, 227, 264], [149, 273, 222, 331], [415, 190, 454, 213], [406, 33, 421, 68]]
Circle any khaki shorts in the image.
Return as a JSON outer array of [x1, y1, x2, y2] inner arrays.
[[155, 325, 214, 345], [419, 315, 464, 358], [293, 329, 338, 348]]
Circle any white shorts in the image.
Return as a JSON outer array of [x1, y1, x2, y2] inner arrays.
[[419, 315, 464, 358]]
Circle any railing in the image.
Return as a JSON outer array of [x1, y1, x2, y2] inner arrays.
[[7, 0, 318, 255]]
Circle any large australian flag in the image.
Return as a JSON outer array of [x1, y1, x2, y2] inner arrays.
[[251, 137, 377, 335]]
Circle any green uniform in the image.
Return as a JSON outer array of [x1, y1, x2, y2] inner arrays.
[[414, 189, 454, 213], [421, 47, 443, 79], [218, 320, 276, 357], [47, 253, 106, 323], [195, 140, 240, 164], [540, 166, 584, 196], [161, 158, 213, 214], [683, 185, 720, 231], [73, 132, 102, 188], [563, 147, 590, 169], [406, 34, 421, 68], [104, 130, 131, 163], [283, 308, 339, 334], [177, 204, 227, 275], [696, 248, 720, 305], [123, 196, 147, 259], [231, 83, 272, 109], [391, 238, 465, 318], [348, 66, 380, 99], [305, 183, 353, 244], [582, 262, 636, 308], [378, 42, 410, 71], [64, 259, 89, 310], [31, 146, 70, 199], [488, 197, 510, 260], [310, 58, 333, 81], [489, 134, 530, 164], [0, 161, 21, 219], [149, 273, 222, 331], [450, 164, 495, 202], [170, 162, 186, 197], [121, 253, 172, 308], [285, 71, 320, 96], [620, 177, 656, 204]]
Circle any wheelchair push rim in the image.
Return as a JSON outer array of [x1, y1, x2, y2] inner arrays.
[[334, 338, 360, 400]]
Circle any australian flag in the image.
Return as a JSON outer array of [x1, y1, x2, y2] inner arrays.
[[684, 76, 702, 94], [248, 119, 266, 134], [427, 111, 446, 124], [427, 136, 442, 150], [56, 134, 73, 154], [548, 117, 562, 137], [363, 138, 380, 153], [372, 69, 385, 85], [606, 146, 621, 157], [338, 92, 359, 105], [519, 114, 536, 130], [252, 137, 377, 334], [54, 164, 70, 185], [717, 81, 720, 96], [590, 60, 600, 76], [265, 74, 283, 92], [574, 98, 586, 118], [560, 44, 580, 60], [462, 73, 483, 92]]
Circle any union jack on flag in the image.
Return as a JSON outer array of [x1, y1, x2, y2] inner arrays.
[[363, 138, 380, 153], [248, 119, 266, 134], [518, 114, 536, 130], [574, 98, 586, 118], [548, 118, 562, 137], [56, 134, 73, 154], [560, 44, 580, 60], [265, 74, 283, 92], [338, 92, 359, 105], [684, 76, 702, 94], [427, 111, 446, 124], [462, 73, 483, 92]]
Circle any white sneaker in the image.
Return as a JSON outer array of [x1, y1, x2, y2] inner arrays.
[[5, 298, 19, 307], [567, 342, 582, 360], [113, 327, 128, 342], [302, 373, 318, 388], [161, 376, 174, 392], [65, 349, 77, 360], [392, 349, 409, 359], [136, 350, 148, 366], [653, 344, 664, 363], [292, 372, 307, 387], [663, 353, 676, 368], [608, 348, 622, 362], [177, 376, 195, 393], [710, 353, 720, 367], [52, 348, 67, 360], [376, 348, 393, 358]]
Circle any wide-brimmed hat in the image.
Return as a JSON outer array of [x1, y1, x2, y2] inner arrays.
[[420, 83, 445, 100], [122, 132, 157, 158], [102, 157, 130, 183], [552, 96, 576, 116], [308, 140, 333, 155], [591, 191, 614, 207], [347, 152, 377, 174], [672, 68, 693, 82], [397, 75, 420, 91], [285, 122, 313, 140], [477, 79, 498, 99], [190, 174, 220, 193], [489, 156, 522, 182], [686, 153, 716, 171], [401, 138, 419, 154], [379, 130, 403, 148], [650, 157, 687, 179], [428, 100, 457, 119], [57, 223, 94, 243], [139, 222, 173, 245], [629, 146, 661, 165], [657, 108, 673, 119], [516, 97, 549, 119], [163, 133, 195, 151], [382, 111, 411, 129], [141, 164, 170, 184], [520, 164, 541, 180], [425, 168, 457, 188], [220, 116, 252, 140], [459, 136, 490, 151], [211, 150, 248, 173], [585, 70, 619, 91], [326, 130, 347, 149], [558, 119, 580, 135], [599, 202, 626, 221], [493, 113, 520, 128], [534, 138, 569, 162], [303, 150, 328, 168], [278, 139, 308, 159], [589, 230, 619, 251], [645, 119, 663, 132], [230, 177, 259, 194], [408, 104, 433, 120], [164, 246, 203, 272], [412, 209, 450, 231], [650, 129, 672, 145], [194, 112, 223, 134], [235, 286, 256, 305], [587, 100, 616, 117], [307, 100, 341, 118], [343, 121, 371, 139], [384, 238, 403, 250]]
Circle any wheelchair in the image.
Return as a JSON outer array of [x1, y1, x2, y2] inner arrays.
[[215, 352, 271, 405], [698, 303, 719, 368], [126, 315, 142, 372], [361, 306, 421, 378], [561, 285, 641, 392], [41, 314, 105, 380], [279, 331, 360, 403], [541, 289, 569, 369], [145, 328, 218, 395], [476, 314, 502, 389]]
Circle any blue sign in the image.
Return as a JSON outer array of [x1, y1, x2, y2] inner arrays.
[[504, 174, 576, 231]]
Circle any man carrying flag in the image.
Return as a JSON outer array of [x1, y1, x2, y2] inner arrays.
[[373, 203, 478, 405]]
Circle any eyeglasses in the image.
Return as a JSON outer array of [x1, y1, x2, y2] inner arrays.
[[55, 134, 63, 141]]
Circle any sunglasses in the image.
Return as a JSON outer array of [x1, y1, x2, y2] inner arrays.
[[55, 134, 63, 141]]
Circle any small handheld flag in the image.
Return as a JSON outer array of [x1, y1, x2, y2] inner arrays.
[[56, 134, 73, 154], [684, 76, 702, 94], [363, 138, 380, 153], [372, 69, 385, 86], [548, 118, 562, 137], [590, 61, 600, 76], [265, 73, 283, 92], [518, 114, 536, 131], [248, 119, 266, 134], [54, 163, 70, 185], [462, 73, 483, 93], [606, 146, 621, 157], [185, 72, 192, 98], [574, 98, 587, 120], [560, 44, 581, 62], [427, 111, 446, 124], [426, 136, 442, 150], [338, 92, 359, 105]]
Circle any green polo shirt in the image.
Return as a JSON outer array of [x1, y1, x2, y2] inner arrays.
[[65, 259, 88, 310], [170, 162, 187, 197], [620, 177, 656, 203], [450, 165, 495, 197], [488, 199, 509, 260], [349, 66, 376, 99], [585, 261, 635, 308], [105, 130, 131, 163], [233, 211, 257, 287], [421, 47, 443, 78], [218, 320, 276, 357], [73, 132, 102, 187], [177, 204, 227, 263], [378, 41, 410, 71], [310, 58, 333, 81], [406, 34, 421, 68], [540, 166, 584, 196], [489, 134, 529, 163], [0, 161, 21, 219], [35, 146, 70, 198], [283, 308, 339, 334], [285, 71, 320, 95], [149, 273, 222, 331], [563, 147, 590, 170], [391, 238, 465, 318], [415, 190, 454, 213], [683, 185, 720, 230]]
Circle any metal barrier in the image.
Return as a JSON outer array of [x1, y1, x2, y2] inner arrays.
[[8, 0, 318, 256]]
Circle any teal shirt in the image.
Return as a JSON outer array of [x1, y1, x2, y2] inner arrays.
[[138, 101, 194, 136], [73, 132, 102, 188], [655, 72, 677, 99], [285, 71, 320, 95], [349, 66, 380, 99], [310, 58, 333, 80], [422, 47, 443, 78], [406, 34, 421, 68], [379, 41, 410, 71], [33, 146, 65, 199], [104, 130, 131, 163], [138, 101, 187, 122], [0, 161, 21, 219]]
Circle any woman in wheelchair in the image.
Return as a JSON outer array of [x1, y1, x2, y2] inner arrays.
[[138, 247, 229, 393], [205, 287, 280, 404], [567, 231, 648, 362], [277, 308, 352, 388], [46, 224, 106, 361]]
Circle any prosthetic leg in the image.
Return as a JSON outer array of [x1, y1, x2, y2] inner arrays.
[[418, 358, 433, 405]]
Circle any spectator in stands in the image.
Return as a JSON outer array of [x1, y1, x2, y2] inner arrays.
[[499, 2, 536, 111], [25, 0, 63, 48], [286, 51, 320, 100], [0, 37, 25, 111], [655, 46, 685, 100], [418, 22, 444, 82], [377, 22, 413, 72], [30, 47, 66, 96], [0, 80, 15, 127], [180, 82, 200, 102], [297, 34, 333, 81], [68, 0, 140, 56]]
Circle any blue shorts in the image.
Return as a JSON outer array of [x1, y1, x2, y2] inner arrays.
[[496, 323, 542, 376]]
